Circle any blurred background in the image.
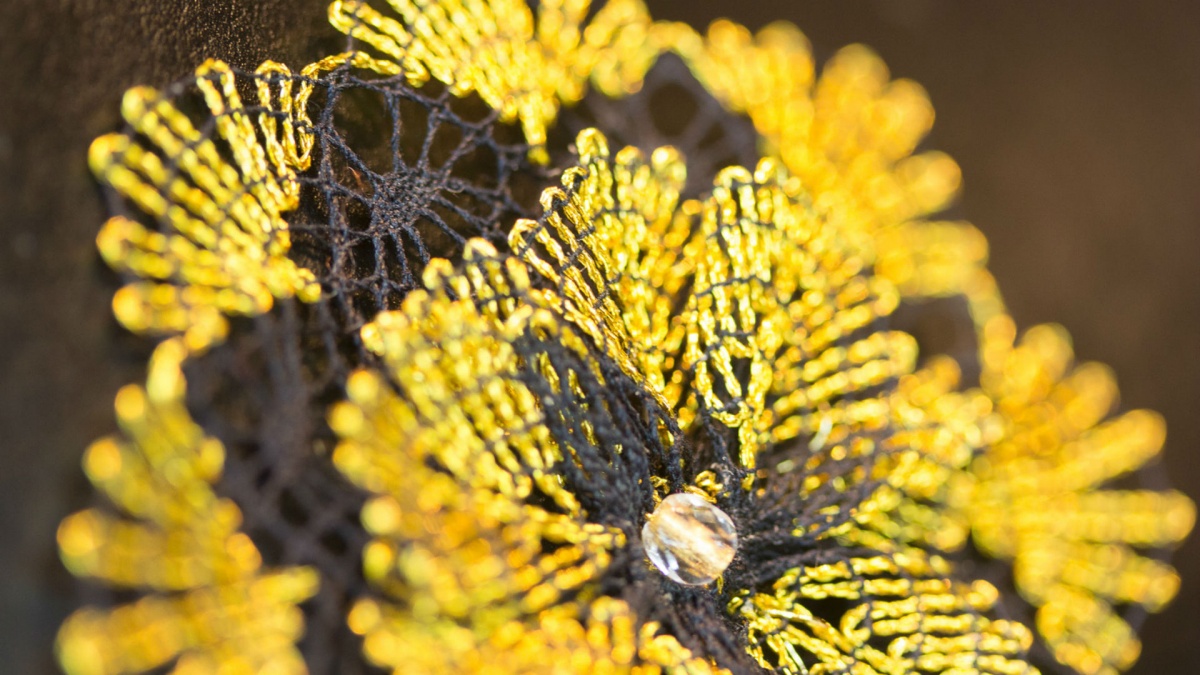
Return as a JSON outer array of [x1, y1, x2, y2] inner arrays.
[[2, 1, 1197, 672]]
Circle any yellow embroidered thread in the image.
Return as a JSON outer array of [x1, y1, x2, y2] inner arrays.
[[669, 21, 960, 227], [957, 321, 1195, 675], [660, 21, 1194, 671], [55, 338, 319, 675], [89, 60, 321, 352], [849, 356, 992, 552], [499, 130, 1037, 674], [328, 239, 728, 672], [328, 0, 660, 162], [692, 161, 910, 469], [65, 3, 1191, 674], [348, 595, 730, 674], [731, 546, 1038, 675], [511, 129, 912, 474], [509, 128, 690, 408], [664, 21, 1010, 359]]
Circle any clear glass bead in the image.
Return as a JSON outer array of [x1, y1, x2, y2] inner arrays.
[[642, 492, 738, 585]]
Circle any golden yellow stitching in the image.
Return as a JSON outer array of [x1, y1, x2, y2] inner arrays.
[[90, 60, 320, 353], [56, 338, 319, 675], [328, 0, 660, 162]]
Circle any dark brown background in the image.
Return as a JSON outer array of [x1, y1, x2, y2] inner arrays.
[[1, 1, 1196, 673]]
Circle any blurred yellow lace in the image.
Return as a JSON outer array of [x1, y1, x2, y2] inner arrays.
[[55, 338, 319, 675], [847, 355, 994, 553], [664, 20, 1008, 353], [954, 320, 1195, 675], [328, 0, 660, 162], [89, 59, 321, 352]]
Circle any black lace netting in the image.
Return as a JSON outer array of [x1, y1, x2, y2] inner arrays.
[[92, 49, 1040, 674]]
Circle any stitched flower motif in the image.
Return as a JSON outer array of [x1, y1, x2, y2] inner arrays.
[[56, 338, 319, 675], [57, 2, 1191, 674], [328, 241, 725, 672], [89, 60, 322, 353], [324, 130, 1040, 673], [962, 320, 1192, 675]]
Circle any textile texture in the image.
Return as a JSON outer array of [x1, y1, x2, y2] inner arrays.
[[2, 2, 1197, 675]]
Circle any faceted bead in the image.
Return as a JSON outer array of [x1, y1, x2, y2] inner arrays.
[[642, 492, 738, 585]]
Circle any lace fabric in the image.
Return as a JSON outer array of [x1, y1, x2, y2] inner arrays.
[[54, 2, 1193, 675]]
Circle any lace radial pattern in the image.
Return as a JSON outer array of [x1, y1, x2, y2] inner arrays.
[[57, 3, 1193, 675]]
